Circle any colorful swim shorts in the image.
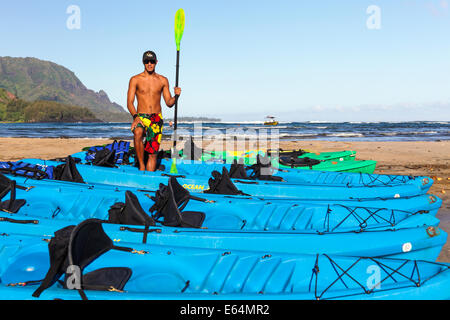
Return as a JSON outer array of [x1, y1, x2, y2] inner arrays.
[[133, 113, 164, 154]]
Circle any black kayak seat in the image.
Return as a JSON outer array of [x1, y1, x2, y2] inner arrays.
[[163, 178, 205, 228], [149, 177, 206, 228], [204, 167, 250, 196], [278, 156, 321, 168], [0, 174, 26, 213], [108, 191, 156, 227], [33, 219, 134, 299]]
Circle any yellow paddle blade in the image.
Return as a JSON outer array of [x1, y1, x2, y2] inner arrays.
[[175, 8, 185, 51]]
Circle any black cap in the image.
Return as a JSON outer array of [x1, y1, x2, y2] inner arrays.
[[143, 51, 157, 64]]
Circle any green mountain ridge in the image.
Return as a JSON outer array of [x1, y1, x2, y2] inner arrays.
[[0, 56, 129, 122]]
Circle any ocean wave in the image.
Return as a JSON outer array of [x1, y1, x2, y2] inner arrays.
[[307, 120, 331, 124], [326, 133, 365, 137], [383, 131, 440, 136]]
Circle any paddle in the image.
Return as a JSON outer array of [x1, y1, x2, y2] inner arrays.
[[170, 8, 185, 174]]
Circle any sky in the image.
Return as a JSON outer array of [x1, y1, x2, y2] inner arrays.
[[0, 0, 449, 122]]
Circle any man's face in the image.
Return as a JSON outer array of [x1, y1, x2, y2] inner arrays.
[[144, 59, 157, 73]]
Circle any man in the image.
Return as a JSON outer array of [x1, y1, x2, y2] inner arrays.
[[127, 50, 181, 171]]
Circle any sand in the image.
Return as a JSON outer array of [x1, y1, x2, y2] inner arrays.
[[1, 137, 449, 262]]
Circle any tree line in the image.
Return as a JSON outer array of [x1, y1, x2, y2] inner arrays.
[[0, 99, 99, 122]]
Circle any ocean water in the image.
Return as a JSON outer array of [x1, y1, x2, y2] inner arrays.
[[0, 121, 449, 141]]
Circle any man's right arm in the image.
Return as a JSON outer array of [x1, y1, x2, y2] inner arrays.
[[127, 77, 138, 116], [127, 77, 142, 130]]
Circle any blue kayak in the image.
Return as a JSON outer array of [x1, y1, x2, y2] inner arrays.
[[71, 150, 431, 189], [0, 174, 446, 260], [2, 172, 443, 215], [6, 158, 433, 200], [0, 219, 448, 300]]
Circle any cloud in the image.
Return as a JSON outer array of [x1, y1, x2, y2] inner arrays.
[[425, 0, 448, 17]]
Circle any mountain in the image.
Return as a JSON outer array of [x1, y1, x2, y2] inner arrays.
[[0, 56, 129, 122]]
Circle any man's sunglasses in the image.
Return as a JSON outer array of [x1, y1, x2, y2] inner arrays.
[[144, 59, 156, 65]]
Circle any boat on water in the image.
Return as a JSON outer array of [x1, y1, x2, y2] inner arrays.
[[264, 116, 279, 126]]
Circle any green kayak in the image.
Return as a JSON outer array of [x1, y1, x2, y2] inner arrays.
[[181, 148, 376, 174], [191, 149, 356, 163], [274, 158, 377, 174]]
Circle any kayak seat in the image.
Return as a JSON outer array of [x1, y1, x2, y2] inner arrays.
[[52, 156, 85, 183], [108, 191, 156, 227], [229, 160, 249, 179], [164, 178, 205, 228], [150, 178, 206, 228], [204, 167, 250, 196], [92, 148, 117, 168], [33, 219, 135, 299], [175, 210, 206, 229], [278, 156, 321, 168], [81, 267, 132, 292], [0, 175, 26, 213], [247, 155, 284, 182], [0, 199, 26, 213]]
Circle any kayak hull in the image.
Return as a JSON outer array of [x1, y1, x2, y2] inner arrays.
[[16, 159, 433, 200], [0, 232, 448, 300]]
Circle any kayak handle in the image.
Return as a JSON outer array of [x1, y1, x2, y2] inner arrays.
[[0, 217, 39, 224], [161, 173, 186, 179], [119, 226, 162, 234], [233, 180, 259, 185]]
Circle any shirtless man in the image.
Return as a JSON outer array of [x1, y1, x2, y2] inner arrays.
[[127, 51, 181, 171]]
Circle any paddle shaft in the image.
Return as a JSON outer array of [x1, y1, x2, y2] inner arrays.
[[173, 50, 180, 149]]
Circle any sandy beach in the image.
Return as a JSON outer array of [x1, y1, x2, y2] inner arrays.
[[1, 137, 449, 262]]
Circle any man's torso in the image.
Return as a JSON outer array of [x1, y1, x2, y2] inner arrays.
[[134, 72, 165, 115]]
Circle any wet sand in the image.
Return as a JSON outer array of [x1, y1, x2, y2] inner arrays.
[[1, 137, 449, 262]]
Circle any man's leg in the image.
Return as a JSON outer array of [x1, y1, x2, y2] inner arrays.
[[146, 153, 158, 172], [133, 127, 146, 171]]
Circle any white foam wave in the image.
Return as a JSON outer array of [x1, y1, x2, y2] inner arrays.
[[326, 133, 365, 137]]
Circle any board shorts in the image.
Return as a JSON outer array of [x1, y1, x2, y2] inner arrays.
[[132, 113, 164, 154]]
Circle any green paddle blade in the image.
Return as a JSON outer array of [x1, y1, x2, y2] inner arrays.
[[170, 157, 178, 174], [174, 8, 185, 51]]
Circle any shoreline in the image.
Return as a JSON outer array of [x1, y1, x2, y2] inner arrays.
[[1, 137, 449, 262]]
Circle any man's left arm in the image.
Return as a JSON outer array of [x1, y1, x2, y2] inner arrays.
[[162, 77, 181, 108]]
